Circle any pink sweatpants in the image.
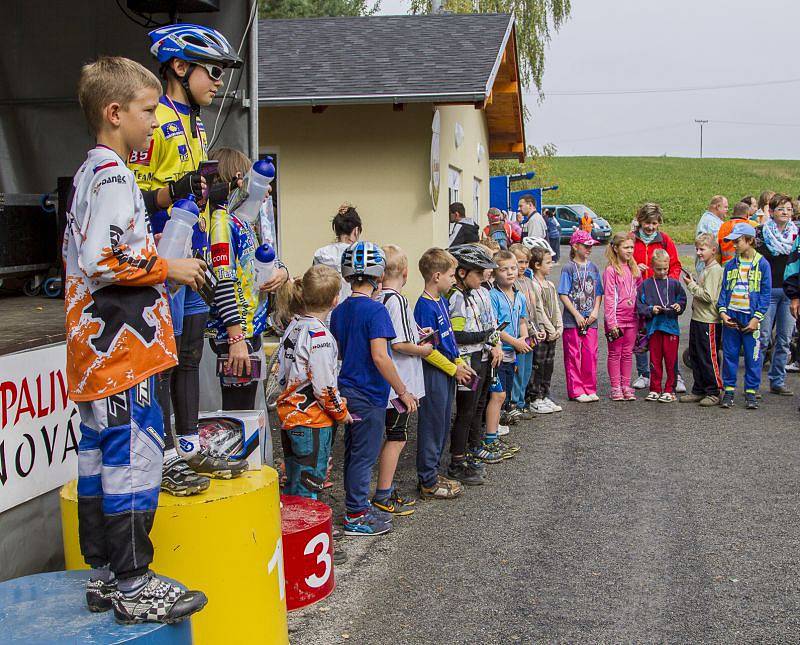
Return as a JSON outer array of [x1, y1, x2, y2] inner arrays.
[[562, 327, 598, 399], [606, 325, 637, 390]]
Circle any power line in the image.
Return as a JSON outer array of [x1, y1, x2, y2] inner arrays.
[[558, 122, 687, 144], [546, 77, 800, 96], [713, 119, 800, 128]]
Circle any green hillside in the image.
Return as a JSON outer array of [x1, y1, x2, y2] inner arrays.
[[532, 157, 800, 243]]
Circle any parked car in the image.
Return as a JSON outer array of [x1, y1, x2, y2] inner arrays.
[[543, 204, 612, 244]]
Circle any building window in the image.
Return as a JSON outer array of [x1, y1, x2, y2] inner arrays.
[[473, 177, 481, 220], [448, 166, 462, 205]]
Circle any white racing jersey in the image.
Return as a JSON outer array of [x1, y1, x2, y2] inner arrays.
[[276, 314, 348, 428], [63, 145, 176, 401]]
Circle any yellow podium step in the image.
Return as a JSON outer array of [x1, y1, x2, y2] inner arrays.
[[61, 467, 288, 645]]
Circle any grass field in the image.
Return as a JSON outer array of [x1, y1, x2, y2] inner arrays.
[[530, 156, 800, 243]]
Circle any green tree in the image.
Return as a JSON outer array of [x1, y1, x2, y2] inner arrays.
[[410, 0, 571, 91], [259, 0, 379, 18]]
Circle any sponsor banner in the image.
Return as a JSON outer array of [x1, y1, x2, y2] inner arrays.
[[0, 343, 80, 513]]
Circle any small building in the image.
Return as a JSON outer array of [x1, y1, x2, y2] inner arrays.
[[258, 13, 525, 293]]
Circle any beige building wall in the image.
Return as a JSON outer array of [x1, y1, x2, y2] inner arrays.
[[259, 102, 490, 298]]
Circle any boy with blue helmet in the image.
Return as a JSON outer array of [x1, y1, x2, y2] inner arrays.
[[330, 241, 419, 536], [129, 24, 248, 496]]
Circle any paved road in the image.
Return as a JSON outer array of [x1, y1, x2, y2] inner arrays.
[[286, 246, 800, 643]]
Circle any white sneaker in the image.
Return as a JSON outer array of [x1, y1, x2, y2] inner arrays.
[[787, 362, 800, 373], [544, 397, 562, 412], [632, 375, 648, 389], [532, 399, 553, 414], [675, 375, 687, 394], [497, 424, 510, 436], [574, 394, 592, 403], [588, 393, 600, 402]]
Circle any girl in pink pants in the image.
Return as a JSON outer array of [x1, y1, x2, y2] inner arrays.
[[558, 230, 604, 402], [603, 233, 642, 401]]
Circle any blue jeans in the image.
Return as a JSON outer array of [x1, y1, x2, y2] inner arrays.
[[549, 235, 561, 263], [759, 287, 793, 388], [417, 364, 454, 488], [340, 387, 386, 514], [512, 350, 533, 409]]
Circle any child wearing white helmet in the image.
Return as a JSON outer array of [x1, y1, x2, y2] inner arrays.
[[330, 242, 419, 536]]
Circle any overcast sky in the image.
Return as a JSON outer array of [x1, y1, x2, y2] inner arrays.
[[380, 0, 800, 159]]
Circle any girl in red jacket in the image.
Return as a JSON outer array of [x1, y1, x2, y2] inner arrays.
[[630, 203, 686, 392]]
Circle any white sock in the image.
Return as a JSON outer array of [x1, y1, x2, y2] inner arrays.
[[176, 433, 200, 459]]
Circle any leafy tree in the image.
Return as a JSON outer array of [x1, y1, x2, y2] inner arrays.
[[259, 0, 380, 18], [410, 0, 571, 91]]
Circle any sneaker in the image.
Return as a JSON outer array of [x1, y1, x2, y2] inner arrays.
[[680, 394, 704, 403], [622, 387, 637, 401], [543, 397, 563, 412], [496, 438, 519, 458], [675, 375, 687, 393], [497, 424, 510, 436], [186, 451, 248, 480], [501, 409, 521, 425], [465, 454, 487, 474], [609, 388, 624, 401], [745, 393, 759, 410], [632, 375, 648, 389], [658, 392, 676, 403], [372, 495, 415, 516], [344, 508, 393, 535], [532, 399, 554, 413], [86, 577, 117, 613], [587, 393, 600, 402], [161, 456, 210, 496], [770, 385, 794, 396], [418, 476, 462, 500], [720, 391, 734, 409], [113, 573, 207, 625], [447, 460, 485, 486], [517, 407, 534, 420], [698, 395, 720, 407], [471, 443, 503, 464], [645, 391, 660, 401], [573, 394, 592, 403], [390, 488, 416, 508], [786, 361, 800, 373]]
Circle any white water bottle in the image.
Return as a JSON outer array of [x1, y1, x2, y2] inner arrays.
[[232, 158, 276, 223], [254, 243, 276, 288], [158, 199, 199, 259]]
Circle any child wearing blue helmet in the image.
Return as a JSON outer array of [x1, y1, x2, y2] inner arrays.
[[330, 241, 419, 536], [129, 24, 251, 496]]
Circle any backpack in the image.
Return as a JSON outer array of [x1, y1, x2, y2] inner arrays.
[[489, 221, 509, 249]]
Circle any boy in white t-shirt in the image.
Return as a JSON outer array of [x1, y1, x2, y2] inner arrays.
[[373, 245, 432, 516]]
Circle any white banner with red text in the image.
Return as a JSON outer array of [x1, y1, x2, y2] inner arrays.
[[0, 343, 79, 513]]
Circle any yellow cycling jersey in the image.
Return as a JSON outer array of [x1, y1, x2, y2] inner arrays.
[[127, 96, 208, 233]]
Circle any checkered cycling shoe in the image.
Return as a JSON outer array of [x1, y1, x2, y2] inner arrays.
[[113, 573, 207, 625], [86, 577, 117, 612]]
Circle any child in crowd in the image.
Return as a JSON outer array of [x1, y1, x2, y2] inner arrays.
[[491, 250, 532, 428], [330, 242, 418, 535], [414, 248, 475, 499], [277, 265, 351, 499], [636, 249, 686, 402], [129, 24, 248, 496], [373, 245, 429, 515], [681, 233, 724, 406], [483, 208, 513, 249], [447, 245, 504, 480], [558, 230, 604, 402], [313, 202, 362, 303], [603, 233, 641, 401], [510, 244, 544, 416], [528, 247, 564, 413], [718, 200, 751, 264], [68, 57, 207, 624], [717, 223, 772, 409]]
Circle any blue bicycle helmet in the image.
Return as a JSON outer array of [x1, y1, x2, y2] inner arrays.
[[148, 23, 243, 69]]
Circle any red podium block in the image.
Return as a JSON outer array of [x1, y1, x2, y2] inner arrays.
[[280, 494, 335, 611]]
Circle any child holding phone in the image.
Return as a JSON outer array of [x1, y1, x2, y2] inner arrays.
[[373, 245, 431, 515]]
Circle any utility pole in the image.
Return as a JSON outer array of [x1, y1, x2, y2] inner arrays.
[[694, 119, 708, 158]]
